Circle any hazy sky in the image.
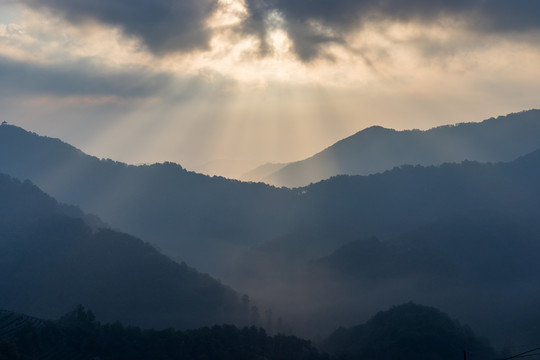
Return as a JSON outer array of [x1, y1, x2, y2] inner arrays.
[[1, 0, 540, 177]]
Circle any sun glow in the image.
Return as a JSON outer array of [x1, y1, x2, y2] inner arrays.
[[2, 0, 540, 177]]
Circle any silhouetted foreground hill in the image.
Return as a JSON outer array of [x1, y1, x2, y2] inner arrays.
[[0, 307, 327, 360], [0, 124, 294, 274], [322, 303, 495, 360], [0, 173, 247, 330], [249, 109, 540, 187]]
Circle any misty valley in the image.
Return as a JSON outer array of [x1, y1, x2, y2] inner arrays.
[[1, 110, 540, 359]]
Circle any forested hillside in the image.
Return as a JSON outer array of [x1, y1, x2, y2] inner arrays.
[[0, 174, 249, 330]]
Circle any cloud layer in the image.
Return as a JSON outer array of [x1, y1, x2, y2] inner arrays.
[[20, 0, 219, 54], [244, 0, 540, 60], [19, 0, 540, 61]]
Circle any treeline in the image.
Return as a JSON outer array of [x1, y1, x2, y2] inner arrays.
[[0, 173, 248, 330], [1, 303, 496, 360], [0, 306, 326, 360]]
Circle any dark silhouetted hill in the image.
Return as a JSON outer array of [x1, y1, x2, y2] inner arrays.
[[322, 303, 495, 360], [253, 109, 540, 187], [0, 173, 247, 330]]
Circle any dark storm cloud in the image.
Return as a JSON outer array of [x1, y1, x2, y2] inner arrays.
[[17, 0, 540, 61], [243, 0, 540, 61], [19, 0, 219, 54]]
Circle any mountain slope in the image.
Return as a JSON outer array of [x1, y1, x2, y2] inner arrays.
[[2, 120, 540, 341], [241, 162, 287, 182], [256, 109, 540, 187], [229, 151, 540, 338], [309, 210, 540, 293], [3, 121, 540, 284], [235, 149, 540, 282], [0, 124, 295, 274], [0, 173, 246, 329]]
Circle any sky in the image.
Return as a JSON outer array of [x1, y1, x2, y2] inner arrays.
[[1, 0, 540, 178]]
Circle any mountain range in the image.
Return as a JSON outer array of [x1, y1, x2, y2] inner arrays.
[[0, 124, 294, 275], [301, 211, 540, 342], [3, 110, 540, 278], [243, 110, 540, 187], [231, 151, 540, 338], [1, 110, 540, 345]]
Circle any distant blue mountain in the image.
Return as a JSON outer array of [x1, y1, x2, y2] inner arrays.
[[248, 109, 540, 187], [3, 114, 540, 279]]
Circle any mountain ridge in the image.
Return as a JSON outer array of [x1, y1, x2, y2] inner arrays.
[[0, 124, 295, 274], [245, 109, 540, 187]]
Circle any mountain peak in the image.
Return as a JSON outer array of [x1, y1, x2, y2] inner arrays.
[[356, 124, 394, 134]]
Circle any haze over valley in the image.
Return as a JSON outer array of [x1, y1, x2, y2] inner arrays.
[[1, 0, 540, 358], [2, 110, 540, 358]]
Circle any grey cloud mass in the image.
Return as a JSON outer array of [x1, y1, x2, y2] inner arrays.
[[19, 0, 540, 61], [20, 0, 219, 54], [243, 0, 540, 61]]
